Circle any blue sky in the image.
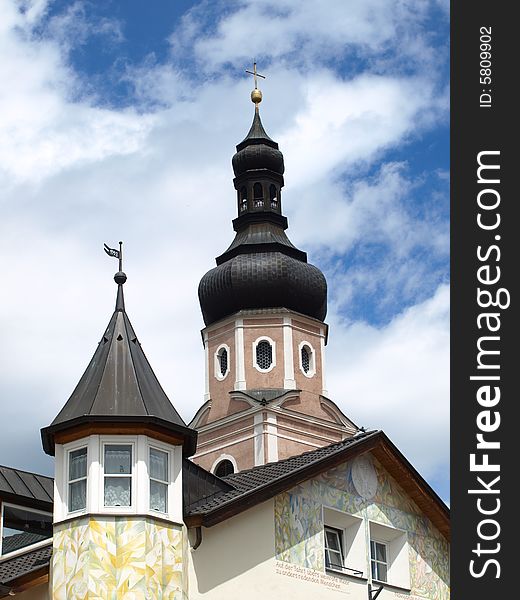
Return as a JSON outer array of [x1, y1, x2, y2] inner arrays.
[[0, 0, 449, 501]]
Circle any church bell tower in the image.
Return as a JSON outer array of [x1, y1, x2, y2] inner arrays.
[[192, 66, 357, 476]]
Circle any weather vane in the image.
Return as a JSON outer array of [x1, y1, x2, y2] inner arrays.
[[246, 61, 265, 110], [104, 241, 123, 273]]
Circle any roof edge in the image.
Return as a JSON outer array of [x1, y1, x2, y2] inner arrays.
[[41, 415, 198, 457], [189, 431, 450, 541]]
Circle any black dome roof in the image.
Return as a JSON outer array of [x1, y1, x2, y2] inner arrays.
[[199, 251, 327, 325], [232, 112, 284, 177], [198, 106, 327, 327]]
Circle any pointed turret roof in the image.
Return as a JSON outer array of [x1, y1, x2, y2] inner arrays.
[[41, 269, 197, 456]]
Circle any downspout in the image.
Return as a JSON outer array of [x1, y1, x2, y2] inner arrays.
[[191, 526, 203, 550]]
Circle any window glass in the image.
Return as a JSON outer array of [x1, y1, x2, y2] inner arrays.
[[370, 540, 388, 582], [104, 444, 132, 507], [150, 448, 168, 481], [104, 445, 132, 474], [149, 448, 168, 513], [256, 340, 273, 369], [68, 447, 87, 512], [104, 478, 131, 507], [69, 448, 87, 480], [325, 526, 344, 569], [1, 505, 52, 556], [150, 480, 167, 512]]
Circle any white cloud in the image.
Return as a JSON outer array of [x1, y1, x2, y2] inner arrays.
[[0, 0, 448, 498], [326, 284, 450, 478]]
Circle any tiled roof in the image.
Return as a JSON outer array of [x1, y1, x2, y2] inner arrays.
[[0, 542, 52, 587], [0, 466, 53, 506], [186, 430, 378, 516]]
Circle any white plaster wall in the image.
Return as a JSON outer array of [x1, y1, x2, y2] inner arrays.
[[188, 500, 387, 600]]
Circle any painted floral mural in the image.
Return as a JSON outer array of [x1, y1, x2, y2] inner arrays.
[[274, 454, 449, 600], [52, 516, 187, 599]]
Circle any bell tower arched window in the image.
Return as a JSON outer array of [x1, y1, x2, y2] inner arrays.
[[269, 184, 278, 210], [253, 182, 263, 208], [240, 186, 248, 212]]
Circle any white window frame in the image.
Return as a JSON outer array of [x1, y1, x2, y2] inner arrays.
[[100, 437, 136, 514], [148, 440, 173, 515], [298, 340, 316, 377], [324, 525, 344, 570], [214, 343, 231, 380], [322, 507, 365, 578], [368, 521, 411, 590], [370, 539, 389, 583], [0, 502, 53, 559], [253, 336, 276, 373], [67, 444, 88, 514], [55, 435, 182, 524], [210, 453, 238, 475]]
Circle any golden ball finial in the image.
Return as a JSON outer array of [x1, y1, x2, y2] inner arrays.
[[251, 88, 262, 104]]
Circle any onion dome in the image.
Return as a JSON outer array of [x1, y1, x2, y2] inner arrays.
[[198, 81, 327, 327], [232, 111, 285, 177]]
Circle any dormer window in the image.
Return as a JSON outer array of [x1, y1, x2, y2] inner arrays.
[[103, 444, 132, 507], [68, 446, 87, 512]]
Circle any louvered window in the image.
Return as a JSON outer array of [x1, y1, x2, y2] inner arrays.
[[256, 340, 273, 370], [214, 459, 234, 477], [301, 346, 310, 373], [218, 347, 228, 376]]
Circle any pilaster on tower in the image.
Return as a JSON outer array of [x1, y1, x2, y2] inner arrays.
[[194, 71, 357, 477]]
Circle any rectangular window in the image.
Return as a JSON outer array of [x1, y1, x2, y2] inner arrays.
[[104, 444, 132, 507], [1, 505, 52, 556], [324, 526, 344, 570], [149, 448, 168, 513], [371, 540, 388, 582], [68, 447, 87, 512]]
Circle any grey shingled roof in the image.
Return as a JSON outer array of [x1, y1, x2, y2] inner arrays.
[[0, 542, 52, 588], [236, 110, 277, 151], [41, 279, 197, 456], [0, 466, 53, 506], [186, 430, 378, 517]]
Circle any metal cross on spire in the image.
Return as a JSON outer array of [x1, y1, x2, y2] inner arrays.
[[245, 61, 265, 89]]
